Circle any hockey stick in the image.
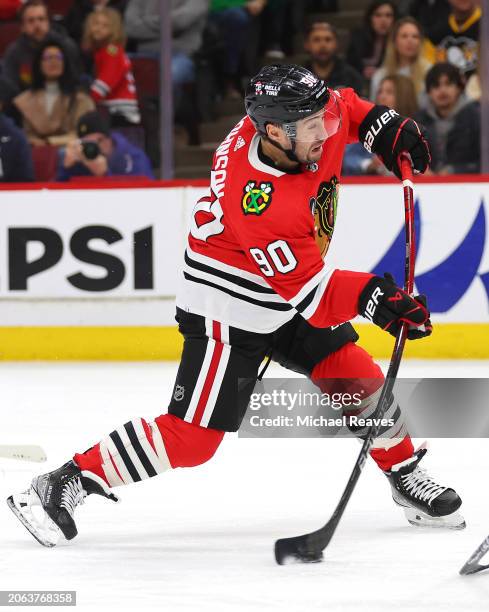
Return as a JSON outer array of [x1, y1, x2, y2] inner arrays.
[[0, 445, 47, 463], [274, 153, 416, 564], [460, 536, 489, 575]]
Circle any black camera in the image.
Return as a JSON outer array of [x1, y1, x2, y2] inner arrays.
[[81, 140, 101, 160]]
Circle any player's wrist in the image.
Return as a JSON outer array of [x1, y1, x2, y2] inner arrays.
[[324, 270, 375, 316]]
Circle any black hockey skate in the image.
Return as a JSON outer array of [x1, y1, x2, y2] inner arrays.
[[385, 446, 465, 530], [7, 460, 119, 547]]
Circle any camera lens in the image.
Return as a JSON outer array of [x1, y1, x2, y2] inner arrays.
[[82, 141, 100, 160]]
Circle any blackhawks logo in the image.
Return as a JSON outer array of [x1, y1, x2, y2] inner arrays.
[[242, 181, 274, 215], [310, 176, 339, 258]]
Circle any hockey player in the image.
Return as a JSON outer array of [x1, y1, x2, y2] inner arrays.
[[7, 64, 464, 548]]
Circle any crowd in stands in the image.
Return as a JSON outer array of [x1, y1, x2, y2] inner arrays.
[[0, 0, 482, 182]]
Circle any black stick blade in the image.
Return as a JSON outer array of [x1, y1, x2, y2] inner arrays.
[[459, 535, 489, 575], [274, 535, 324, 565], [459, 562, 489, 576]]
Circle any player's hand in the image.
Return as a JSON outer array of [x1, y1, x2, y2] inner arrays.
[[387, 117, 431, 179], [359, 106, 431, 179], [358, 273, 432, 340]]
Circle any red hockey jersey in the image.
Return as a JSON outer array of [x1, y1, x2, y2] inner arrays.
[[178, 88, 375, 334], [90, 44, 140, 124]]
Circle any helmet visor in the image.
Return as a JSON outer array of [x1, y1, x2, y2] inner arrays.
[[284, 93, 341, 144]]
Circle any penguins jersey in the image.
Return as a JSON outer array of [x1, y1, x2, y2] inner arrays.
[[177, 88, 375, 334]]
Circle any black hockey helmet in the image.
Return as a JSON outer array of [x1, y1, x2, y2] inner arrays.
[[245, 64, 331, 136]]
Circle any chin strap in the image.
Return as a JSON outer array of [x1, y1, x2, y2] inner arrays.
[[262, 133, 300, 163]]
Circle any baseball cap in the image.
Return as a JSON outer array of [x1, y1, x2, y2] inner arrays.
[[77, 111, 111, 138]]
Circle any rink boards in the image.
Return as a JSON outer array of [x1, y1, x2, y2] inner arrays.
[[0, 176, 487, 360]]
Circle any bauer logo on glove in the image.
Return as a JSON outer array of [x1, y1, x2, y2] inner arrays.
[[359, 105, 431, 179], [358, 272, 433, 340]]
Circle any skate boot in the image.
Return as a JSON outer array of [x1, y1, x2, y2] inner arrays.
[[385, 446, 465, 530], [7, 460, 119, 547]]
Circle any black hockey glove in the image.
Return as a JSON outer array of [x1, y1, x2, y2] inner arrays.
[[358, 273, 432, 340], [358, 105, 431, 179]]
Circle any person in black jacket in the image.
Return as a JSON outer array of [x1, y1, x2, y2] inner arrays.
[[2, 0, 82, 94], [414, 62, 480, 174], [304, 20, 364, 95], [346, 0, 397, 83], [399, 0, 450, 34], [0, 77, 34, 182]]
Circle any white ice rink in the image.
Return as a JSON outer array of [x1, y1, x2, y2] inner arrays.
[[1, 360, 489, 612]]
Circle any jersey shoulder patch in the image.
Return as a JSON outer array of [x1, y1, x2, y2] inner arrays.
[[242, 180, 274, 216]]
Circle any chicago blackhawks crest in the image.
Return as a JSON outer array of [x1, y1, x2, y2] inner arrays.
[[310, 176, 339, 257], [242, 181, 274, 215]]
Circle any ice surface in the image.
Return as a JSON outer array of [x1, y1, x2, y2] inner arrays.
[[1, 360, 489, 611]]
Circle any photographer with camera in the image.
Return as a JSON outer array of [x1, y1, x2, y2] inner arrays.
[[56, 110, 154, 181]]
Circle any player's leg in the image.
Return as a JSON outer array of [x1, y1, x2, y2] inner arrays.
[[272, 318, 411, 467], [272, 317, 464, 528], [309, 340, 413, 470], [310, 341, 464, 528], [7, 309, 269, 546]]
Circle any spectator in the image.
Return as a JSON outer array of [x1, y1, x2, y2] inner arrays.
[[414, 62, 480, 174], [57, 110, 153, 180], [425, 0, 480, 77], [261, 0, 288, 59], [2, 0, 82, 93], [209, 0, 267, 99], [343, 74, 418, 175], [124, 0, 209, 100], [13, 39, 95, 147], [82, 7, 140, 125], [370, 17, 431, 101], [0, 77, 35, 182], [347, 1, 397, 83], [0, 0, 22, 20], [304, 21, 364, 94], [376, 74, 419, 116], [399, 0, 450, 35], [63, 0, 127, 45]]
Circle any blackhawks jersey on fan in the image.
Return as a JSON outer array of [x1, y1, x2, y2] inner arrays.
[[90, 44, 140, 123], [177, 88, 374, 334]]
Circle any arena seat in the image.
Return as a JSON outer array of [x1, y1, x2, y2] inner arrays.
[[129, 55, 159, 100], [46, 0, 74, 18], [31, 145, 58, 182], [0, 21, 21, 57]]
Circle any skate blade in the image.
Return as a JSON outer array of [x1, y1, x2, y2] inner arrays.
[[6, 489, 62, 547], [402, 506, 466, 530]]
